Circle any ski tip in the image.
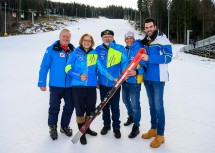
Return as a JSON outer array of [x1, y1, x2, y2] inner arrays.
[[71, 131, 83, 144], [71, 139, 78, 144], [139, 48, 147, 54]]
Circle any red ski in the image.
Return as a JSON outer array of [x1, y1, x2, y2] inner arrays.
[[71, 48, 146, 144]]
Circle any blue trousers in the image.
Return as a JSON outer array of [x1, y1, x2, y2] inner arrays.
[[122, 82, 141, 126], [99, 85, 121, 129], [144, 81, 165, 135], [48, 86, 74, 127]]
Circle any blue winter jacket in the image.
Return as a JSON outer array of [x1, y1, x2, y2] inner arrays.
[[96, 41, 129, 87], [38, 40, 75, 87], [125, 40, 147, 84], [141, 30, 172, 82], [65, 46, 114, 87]]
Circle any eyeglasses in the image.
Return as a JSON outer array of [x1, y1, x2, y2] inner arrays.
[[83, 39, 92, 43], [102, 36, 113, 39]]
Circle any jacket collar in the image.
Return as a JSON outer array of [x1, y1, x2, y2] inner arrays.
[[52, 40, 75, 52], [79, 46, 93, 54], [125, 40, 138, 50], [102, 40, 116, 50], [141, 30, 163, 46]]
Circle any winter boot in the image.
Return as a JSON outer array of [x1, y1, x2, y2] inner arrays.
[[100, 126, 111, 135], [80, 134, 87, 145], [142, 129, 157, 139], [150, 135, 165, 148], [124, 116, 134, 126], [86, 127, 97, 136], [85, 116, 97, 136], [60, 126, 73, 137], [113, 129, 121, 139], [49, 125, 58, 140], [128, 125, 140, 138], [78, 123, 87, 145]]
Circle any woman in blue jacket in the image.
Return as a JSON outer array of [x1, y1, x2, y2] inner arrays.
[[65, 33, 115, 145]]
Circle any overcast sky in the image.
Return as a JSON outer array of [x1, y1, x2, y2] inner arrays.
[[51, 0, 138, 10]]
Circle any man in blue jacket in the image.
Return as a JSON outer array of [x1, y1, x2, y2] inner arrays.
[[140, 18, 172, 148], [122, 31, 147, 138], [38, 29, 75, 140], [96, 29, 128, 139]]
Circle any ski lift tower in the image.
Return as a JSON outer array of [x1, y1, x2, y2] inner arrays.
[[4, 2, 8, 36], [29, 9, 36, 25], [186, 30, 193, 52]]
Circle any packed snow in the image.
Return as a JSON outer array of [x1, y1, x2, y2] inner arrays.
[[0, 18, 215, 153]]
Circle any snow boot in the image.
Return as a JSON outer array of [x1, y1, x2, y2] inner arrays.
[[78, 123, 87, 145], [100, 126, 111, 135], [85, 116, 97, 136], [113, 129, 121, 139], [150, 135, 165, 148], [86, 127, 97, 136], [142, 129, 157, 139], [124, 116, 134, 126], [60, 126, 73, 137], [49, 125, 58, 140], [128, 125, 140, 138]]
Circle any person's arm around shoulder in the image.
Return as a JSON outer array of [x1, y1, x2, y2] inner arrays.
[[121, 47, 129, 72], [97, 56, 115, 82]]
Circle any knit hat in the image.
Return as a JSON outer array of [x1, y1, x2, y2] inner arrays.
[[101, 29, 114, 37], [125, 31, 135, 40]]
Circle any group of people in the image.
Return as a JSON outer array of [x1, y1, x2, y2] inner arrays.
[[38, 18, 172, 148]]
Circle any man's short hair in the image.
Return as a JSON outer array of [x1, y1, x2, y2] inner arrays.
[[144, 18, 156, 26], [59, 28, 71, 36]]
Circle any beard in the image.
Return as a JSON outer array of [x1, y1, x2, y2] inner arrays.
[[104, 42, 110, 46]]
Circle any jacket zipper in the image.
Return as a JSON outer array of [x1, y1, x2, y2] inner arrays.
[[106, 52, 108, 87], [86, 54, 88, 86], [65, 51, 69, 88]]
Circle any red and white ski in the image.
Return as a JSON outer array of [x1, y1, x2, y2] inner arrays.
[[71, 48, 146, 144]]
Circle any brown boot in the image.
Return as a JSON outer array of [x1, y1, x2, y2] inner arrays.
[[141, 129, 157, 139], [150, 135, 165, 148]]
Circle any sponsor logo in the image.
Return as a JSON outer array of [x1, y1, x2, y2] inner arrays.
[[60, 53, 65, 57]]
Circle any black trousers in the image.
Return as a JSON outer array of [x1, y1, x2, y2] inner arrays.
[[99, 85, 121, 129], [72, 87, 97, 117]]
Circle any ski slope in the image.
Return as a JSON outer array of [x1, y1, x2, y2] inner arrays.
[[0, 18, 215, 153]]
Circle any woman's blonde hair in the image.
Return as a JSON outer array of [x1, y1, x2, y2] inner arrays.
[[79, 33, 95, 47]]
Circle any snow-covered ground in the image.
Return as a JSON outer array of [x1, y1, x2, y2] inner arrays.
[[0, 18, 215, 153]]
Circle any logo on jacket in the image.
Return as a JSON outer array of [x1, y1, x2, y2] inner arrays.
[[99, 53, 106, 60], [78, 56, 83, 60], [60, 53, 65, 57]]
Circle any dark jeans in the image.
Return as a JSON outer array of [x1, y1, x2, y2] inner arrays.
[[99, 85, 121, 129], [48, 86, 74, 127], [71, 87, 97, 117], [122, 82, 141, 126], [144, 81, 165, 135]]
